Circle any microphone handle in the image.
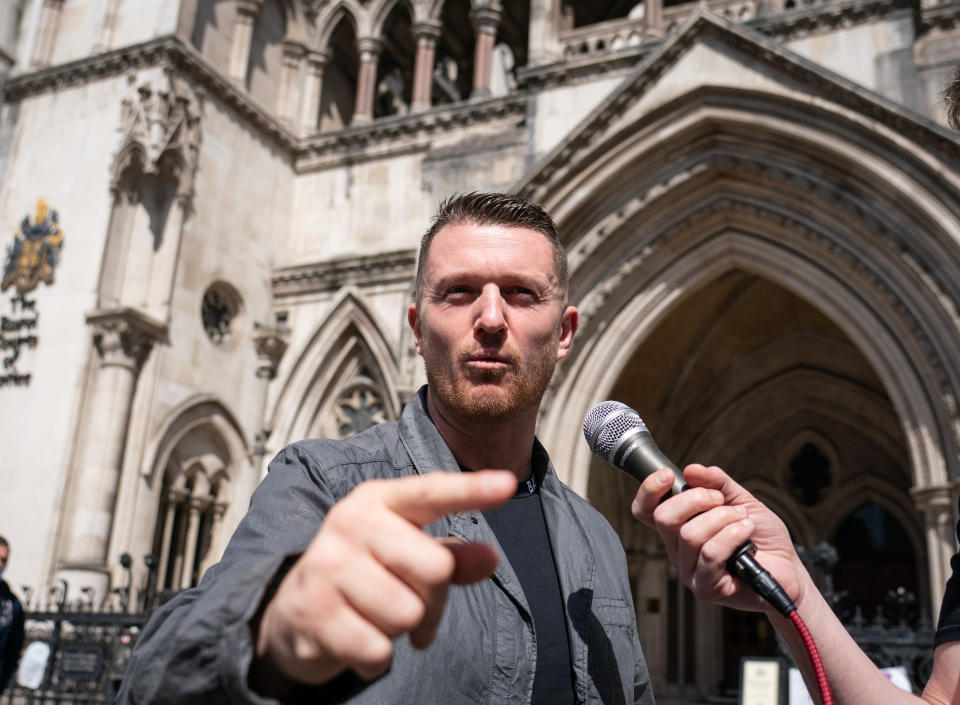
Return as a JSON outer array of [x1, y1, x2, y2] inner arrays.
[[620, 435, 760, 582]]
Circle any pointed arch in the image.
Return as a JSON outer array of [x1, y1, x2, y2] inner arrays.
[[143, 395, 249, 485], [525, 87, 960, 500], [140, 395, 252, 590], [317, 1, 365, 49], [370, 0, 416, 36], [267, 287, 401, 450]]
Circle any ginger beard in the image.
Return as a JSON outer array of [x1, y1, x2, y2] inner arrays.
[[418, 317, 562, 423]]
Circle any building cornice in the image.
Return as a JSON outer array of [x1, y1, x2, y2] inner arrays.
[[296, 94, 528, 172], [272, 249, 417, 298], [518, 0, 919, 92], [749, 0, 915, 40], [3, 35, 298, 155], [516, 12, 960, 200], [2, 36, 530, 172]]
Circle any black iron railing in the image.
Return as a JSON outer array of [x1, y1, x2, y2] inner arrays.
[[4, 555, 174, 705]]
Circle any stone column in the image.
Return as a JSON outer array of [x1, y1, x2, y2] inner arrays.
[[912, 483, 957, 613], [229, 0, 264, 84], [527, 0, 562, 65], [643, 0, 664, 36], [470, 6, 502, 100], [154, 486, 185, 590], [58, 308, 165, 601], [179, 472, 209, 590], [411, 21, 442, 112], [352, 37, 383, 125], [299, 50, 329, 135], [277, 40, 306, 125]]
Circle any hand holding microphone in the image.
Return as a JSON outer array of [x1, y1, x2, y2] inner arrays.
[[583, 401, 797, 617]]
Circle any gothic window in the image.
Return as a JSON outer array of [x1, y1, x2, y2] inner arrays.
[[374, 3, 414, 118], [433, 0, 474, 106], [320, 14, 359, 130], [787, 441, 831, 506], [152, 464, 227, 592]]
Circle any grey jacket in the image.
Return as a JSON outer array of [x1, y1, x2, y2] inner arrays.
[[119, 388, 654, 705]]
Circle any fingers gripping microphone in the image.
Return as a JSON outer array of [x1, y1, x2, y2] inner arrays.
[[582, 401, 796, 617]]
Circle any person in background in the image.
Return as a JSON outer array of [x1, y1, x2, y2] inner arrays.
[[0, 536, 25, 696]]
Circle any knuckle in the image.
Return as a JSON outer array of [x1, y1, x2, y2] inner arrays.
[[677, 523, 698, 545]]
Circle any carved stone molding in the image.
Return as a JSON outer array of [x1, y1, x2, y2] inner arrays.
[[86, 307, 166, 370], [113, 68, 203, 208], [571, 188, 960, 439], [517, 13, 960, 201], [2, 35, 529, 173], [253, 323, 290, 380], [272, 249, 416, 297]]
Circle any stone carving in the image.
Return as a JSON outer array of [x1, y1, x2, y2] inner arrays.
[[335, 381, 387, 438], [253, 323, 290, 380], [113, 68, 203, 208], [87, 308, 165, 370]]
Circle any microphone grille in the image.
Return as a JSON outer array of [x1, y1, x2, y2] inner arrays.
[[583, 401, 649, 458]]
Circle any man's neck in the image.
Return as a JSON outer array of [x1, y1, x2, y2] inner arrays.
[[425, 390, 538, 481]]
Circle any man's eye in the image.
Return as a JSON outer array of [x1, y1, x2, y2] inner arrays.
[[443, 287, 473, 301], [505, 287, 537, 302]]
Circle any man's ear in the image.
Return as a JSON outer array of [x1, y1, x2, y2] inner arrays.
[[556, 306, 578, 360], [408, 302, 423, 355]]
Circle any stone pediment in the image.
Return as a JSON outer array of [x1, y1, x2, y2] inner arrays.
[[515, 9, 960, 204]]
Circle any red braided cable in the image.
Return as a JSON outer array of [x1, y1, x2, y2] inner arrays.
[[788, 610, 834, 705]]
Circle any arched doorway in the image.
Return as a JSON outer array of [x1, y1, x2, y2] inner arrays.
[[583, 272, 920, 694]]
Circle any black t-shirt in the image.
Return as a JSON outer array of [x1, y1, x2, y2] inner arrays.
[[935, 498, 960, 646], [480, 457, 576, 705]]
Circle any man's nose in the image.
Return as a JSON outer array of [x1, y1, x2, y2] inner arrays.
[[475, 284, 507, 335]]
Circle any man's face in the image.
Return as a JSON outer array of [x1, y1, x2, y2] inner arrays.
[[0, 545, 8, 573], [408, 222, 578, 423]]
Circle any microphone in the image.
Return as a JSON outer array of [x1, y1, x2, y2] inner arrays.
[[582, 401, 687, 496], [582, 401, 796, 617]]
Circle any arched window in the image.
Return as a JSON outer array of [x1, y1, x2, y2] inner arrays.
[[374, 2, 415, 118], [320, 15, 359, 130], [433, 0, 474, 105], [151, 440, 230, 592]]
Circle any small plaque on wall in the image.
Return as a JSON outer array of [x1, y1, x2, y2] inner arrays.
[[740, 657, 781, 705]]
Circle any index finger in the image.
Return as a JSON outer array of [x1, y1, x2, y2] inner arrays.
[[378, 470, 517, 526]]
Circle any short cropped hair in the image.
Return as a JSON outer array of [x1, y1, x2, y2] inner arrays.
[[0, 536, 8, 550], [414, 192, 569, 303], [947, 66, 960, 132]]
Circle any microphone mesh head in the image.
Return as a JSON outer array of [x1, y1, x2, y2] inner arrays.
[[583, 401, 649, 458]]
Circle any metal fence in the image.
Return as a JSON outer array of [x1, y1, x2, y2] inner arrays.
[[3, 556, 175, 705]]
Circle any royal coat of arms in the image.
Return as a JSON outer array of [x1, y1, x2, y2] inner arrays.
[[2, 199, 65, 295]]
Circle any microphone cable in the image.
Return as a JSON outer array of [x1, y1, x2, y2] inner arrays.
[[584, 401, 834, 705]]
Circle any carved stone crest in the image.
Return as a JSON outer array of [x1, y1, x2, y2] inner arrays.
[[1, 199, 64, 296]]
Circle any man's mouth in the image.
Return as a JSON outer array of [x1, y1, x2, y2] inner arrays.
[[464, 351, 513, 370]]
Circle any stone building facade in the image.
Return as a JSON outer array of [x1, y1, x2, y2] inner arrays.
[[1, 0, 959, 699]]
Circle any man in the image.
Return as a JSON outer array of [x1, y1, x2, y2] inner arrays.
[[0, 536, 25, 696], [120, 193, 654, 704], [633, 70, 960, 705]]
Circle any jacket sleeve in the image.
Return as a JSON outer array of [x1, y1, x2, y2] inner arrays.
[[118, 444, 339, 705], [0, 598, 24, 692]]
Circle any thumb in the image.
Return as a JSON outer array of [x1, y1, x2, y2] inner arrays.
[[438, 538, 500, 585]]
